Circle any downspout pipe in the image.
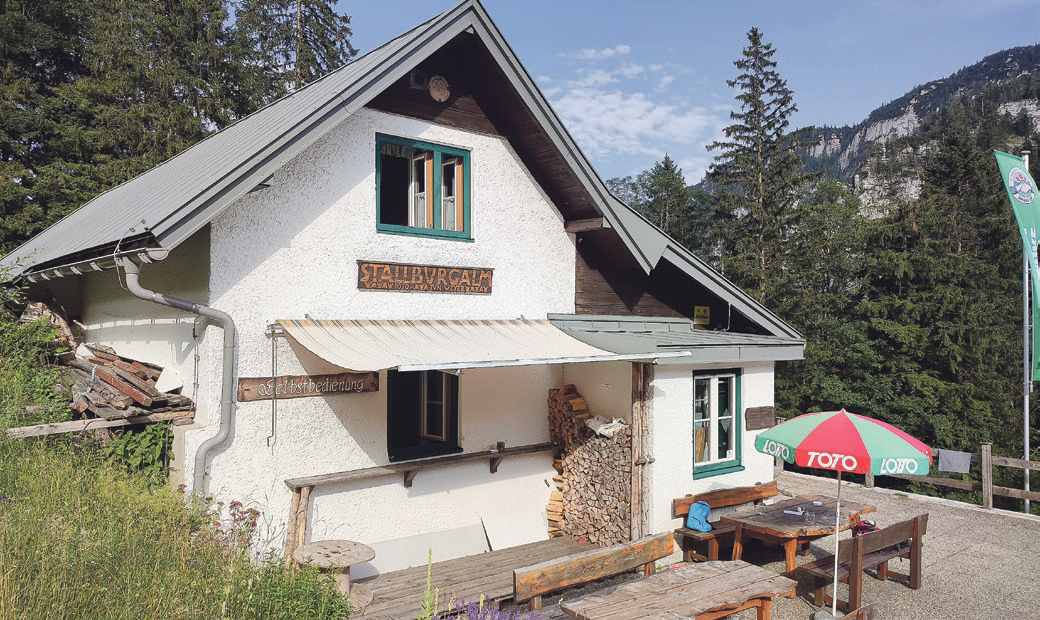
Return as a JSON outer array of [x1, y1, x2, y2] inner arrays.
[[117, 257, 236, 494]]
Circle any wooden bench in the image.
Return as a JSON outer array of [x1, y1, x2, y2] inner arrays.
[[797, 514, 928, 613], [513, 532, 673, 611], [673, 481, 778, 562]]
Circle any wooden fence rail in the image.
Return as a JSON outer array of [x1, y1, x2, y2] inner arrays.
[[864, 443, 1040, 510]]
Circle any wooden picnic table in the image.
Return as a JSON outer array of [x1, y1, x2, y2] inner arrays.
[[720, 494, 876, 576], [357, 536, 593, 619], [560, 560, 796, 620]]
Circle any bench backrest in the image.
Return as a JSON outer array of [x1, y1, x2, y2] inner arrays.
[[513, 532, 673, 603], [834, 513, 929, 562], [673, 480, 778, 517]]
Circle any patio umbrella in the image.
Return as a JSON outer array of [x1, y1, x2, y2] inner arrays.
[[754, 409, 931, 616]]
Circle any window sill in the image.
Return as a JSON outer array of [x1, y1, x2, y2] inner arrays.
[[693, 461, 745, 479], [377, 224, 473, 242], [388, 443, 463, 463]]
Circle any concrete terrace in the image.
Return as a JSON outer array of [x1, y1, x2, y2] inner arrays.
[[731, 470, 1040, 619], [520, 469, 1040, 620]]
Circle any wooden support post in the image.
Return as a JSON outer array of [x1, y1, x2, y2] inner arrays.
[[284, 488, 302, 567], [982, 443, 993, 510], [295, 486, 312, 551], [491, 441, 505, 474], [865, 470, 875, 488], [404, 470, 418, 488]]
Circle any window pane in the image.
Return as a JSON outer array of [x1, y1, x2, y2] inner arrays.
[[694, 378, 709, 464], [425, 402, 444, 438], [379, 153, 410, 226], [410, 154, 429, 228], [716, 378, 734, 459], [442, 159, 457, 232]]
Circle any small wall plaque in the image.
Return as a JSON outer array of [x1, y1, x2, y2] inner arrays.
[[357, 260, 493, 294], [745, 406, 776, 431], [238, 372, 378, 402]]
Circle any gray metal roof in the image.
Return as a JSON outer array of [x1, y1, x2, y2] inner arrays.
[[1, 0, 802, 344], [0, 3, 468, 274], [550, 314, 805, 365]]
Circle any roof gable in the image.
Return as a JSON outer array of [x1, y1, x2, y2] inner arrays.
[[1, 0, 800, 341]]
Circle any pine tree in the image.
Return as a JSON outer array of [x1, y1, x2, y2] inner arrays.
[[607, 155, 713, 257], [0, 0, 88, 248], [236, 0, 357, 94], [707, 27, 819, 305]]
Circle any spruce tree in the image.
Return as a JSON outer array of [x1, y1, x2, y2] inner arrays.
[[607, 155, 713, 257], [707, 27, 818, 305], [236, 0, 357, 94]]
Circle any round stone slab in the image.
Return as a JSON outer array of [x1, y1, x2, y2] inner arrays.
[[293, 539, 375, 568]]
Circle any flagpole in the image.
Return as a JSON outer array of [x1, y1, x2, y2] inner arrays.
[[1024, 150, 1032, 515]]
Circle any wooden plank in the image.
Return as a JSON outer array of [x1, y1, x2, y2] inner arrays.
[[513, 533, 673, 602], [360, 538, 593, 618], [991, 484, 1040, 502], [93, 366, 153, 407], [673, 481, 778, 517], [108, 365, 163, 398], [884, 473, 981, 491], [564, 218, 605, 233], [991, 455, 1040, 471], [285, 442, 559, 489], [7, 411, 194, 438]]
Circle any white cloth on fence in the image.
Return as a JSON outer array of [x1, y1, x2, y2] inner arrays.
[[937, 449, 972, 474]]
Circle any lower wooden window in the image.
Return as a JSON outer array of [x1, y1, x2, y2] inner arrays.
[[387, 369, 461, 461], [693, 370, 744, 478]]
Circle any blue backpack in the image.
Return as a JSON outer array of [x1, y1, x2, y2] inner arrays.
[[685, 500, 712, 532]]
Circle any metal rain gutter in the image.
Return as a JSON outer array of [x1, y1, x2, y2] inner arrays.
[[116, 256, 236, 494]]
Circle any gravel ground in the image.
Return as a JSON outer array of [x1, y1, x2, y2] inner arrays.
[[516, 470, 1040, 620]]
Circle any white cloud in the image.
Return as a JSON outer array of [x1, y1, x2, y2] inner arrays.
[[619, 63, 645, 78], [656, 75, 675, 91], [570, 69, 618, 88], [570, 44, 632, 60], [550, 87, 727, 182]]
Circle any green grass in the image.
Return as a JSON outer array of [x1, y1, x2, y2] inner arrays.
[[0, 316, 350, 620]]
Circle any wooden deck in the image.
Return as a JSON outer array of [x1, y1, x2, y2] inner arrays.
[[357, 537, 594, 619]]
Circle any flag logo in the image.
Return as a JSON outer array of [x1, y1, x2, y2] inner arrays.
[[1009, 167, 1036, 204]]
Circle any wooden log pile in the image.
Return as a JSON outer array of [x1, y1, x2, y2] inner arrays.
[[546, 385, 632, 547], [59, 344, 195, 425]]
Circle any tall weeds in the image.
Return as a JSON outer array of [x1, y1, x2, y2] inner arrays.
[[0, 312, 349, 619]]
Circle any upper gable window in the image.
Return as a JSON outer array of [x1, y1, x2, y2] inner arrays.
[[377, 134, 471, 240]]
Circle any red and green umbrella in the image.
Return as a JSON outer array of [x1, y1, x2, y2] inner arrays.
[[754, 409, 931, 615], [754, 409, 932, 476]]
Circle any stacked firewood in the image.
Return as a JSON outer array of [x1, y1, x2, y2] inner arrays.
[[60, 344, 194, 424], [546, 385, 632, 547]]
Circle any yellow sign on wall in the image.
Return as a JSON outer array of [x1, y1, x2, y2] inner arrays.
[[694, 306, 710, 325]]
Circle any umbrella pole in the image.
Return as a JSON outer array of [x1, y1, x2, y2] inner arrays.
[[832, 469, 842, 617]]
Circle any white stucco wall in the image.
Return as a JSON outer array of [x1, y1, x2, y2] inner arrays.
[[177, 108, 577, 569], [562, 361, 633, 422], [647, 362, 776, 539]]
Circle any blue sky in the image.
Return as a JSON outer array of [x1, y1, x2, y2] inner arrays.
[[339, 0, 1040, 183]]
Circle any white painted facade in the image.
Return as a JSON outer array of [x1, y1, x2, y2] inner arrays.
[[57, 106, 779, 572]]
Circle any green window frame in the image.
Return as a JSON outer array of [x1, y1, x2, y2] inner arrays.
[[376, 134, 472, 241], [692, 369, 744, 479]]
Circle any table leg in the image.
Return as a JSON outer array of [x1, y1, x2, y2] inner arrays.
[[783, 539, 798, 576], [731, 524, 744, 561], [333, 569, 351, 595], [757, 598, 771, 620]]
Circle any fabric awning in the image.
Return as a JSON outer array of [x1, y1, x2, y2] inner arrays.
[[277, 318, 690, 372]]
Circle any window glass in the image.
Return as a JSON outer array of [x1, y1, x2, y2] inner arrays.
[[691, 370, 742, 475], [377, 135, 470, 239], [388, 369, 460, 461]]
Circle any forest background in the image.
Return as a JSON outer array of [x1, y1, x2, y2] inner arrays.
[[1, 0, 1038, 513]]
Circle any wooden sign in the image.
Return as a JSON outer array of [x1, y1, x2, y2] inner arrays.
[[237, 372, 378, 402], [357, 260, 493, 294], [745, 406, 776, 431]]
